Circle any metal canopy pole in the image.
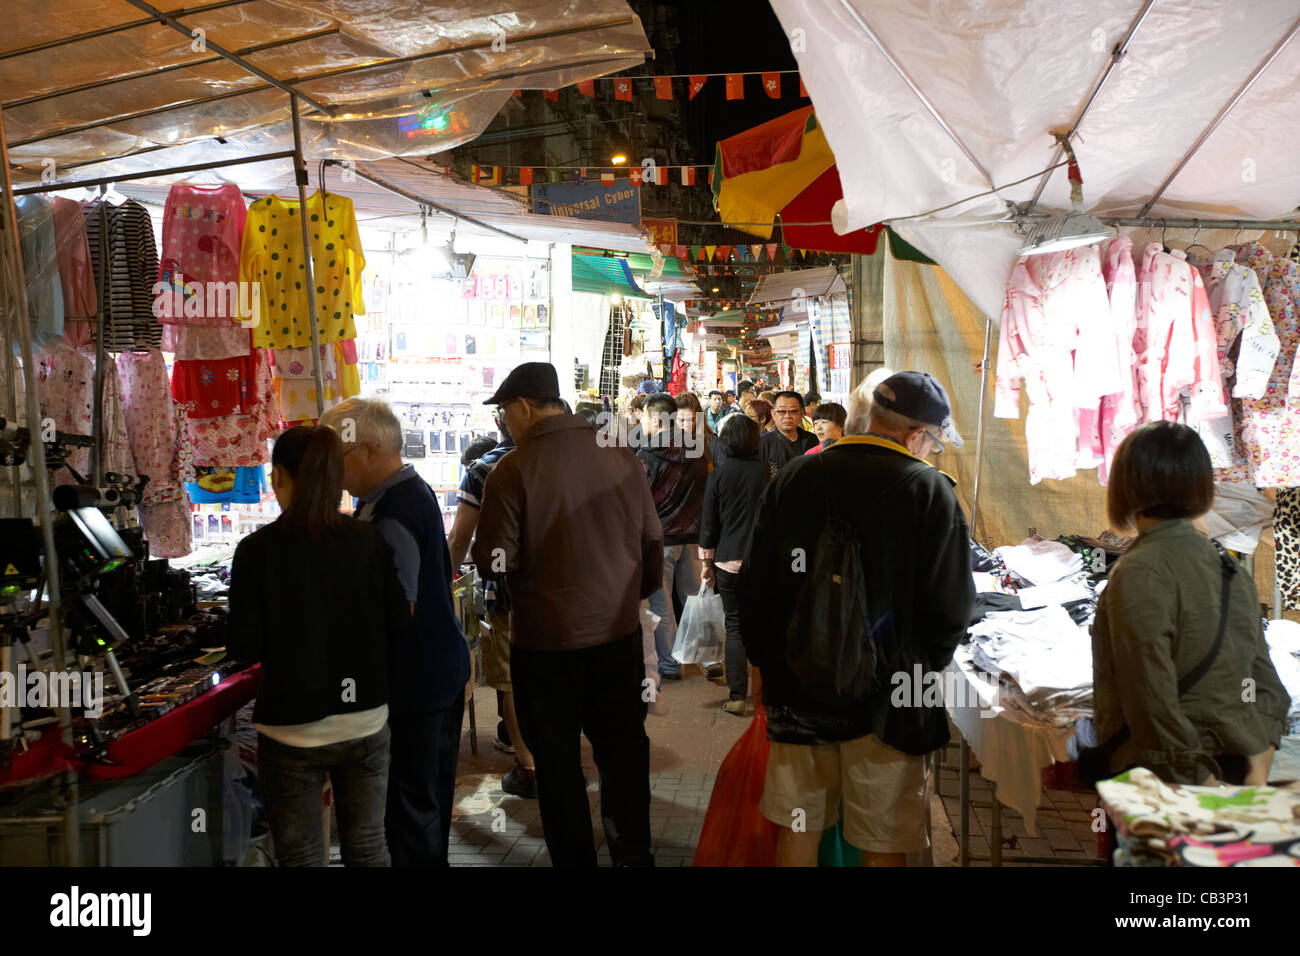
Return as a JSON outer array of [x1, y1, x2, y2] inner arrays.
[[1022, 0, 1157, 212], [834, 0, 994, 188], [969, 315, 993, 540], [290, 94, 327, 419], [1101, 216, 1300, 232], [1138, 13, 1300, 217], [325, 160, 527, 243], [122, 0, 336, 116], [12, 149, 298, 196], [0, 103, 79, 865]]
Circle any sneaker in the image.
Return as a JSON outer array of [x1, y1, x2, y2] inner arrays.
[[659, 670, 683, 681], [501, 763, 538, 799], [723, 699, 745, 716], [493, 735, 516, 755]]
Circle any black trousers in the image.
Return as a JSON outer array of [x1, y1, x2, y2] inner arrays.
[[512, 631, 653, 867], [714, 567, 749, 701], [385, 703, 464, 867]]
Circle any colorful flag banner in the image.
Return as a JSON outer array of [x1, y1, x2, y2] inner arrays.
[[766, 243, 779, 260], [725, 74, 744, 100], [705, 245, 717, 261], [577, 79, 595, 97], [614, 79, 633, 102], [601, 172, 615, 185], [629, 168, 643, 186], [689, 75, 707, 99], [543, 89, 559, 102], [472, 165, 502, 185], [751, 244, 764, 261], [510, 89, 523, 98], [519, 167, 534, 186], [762, 72, 781, 98], [681, 166, 697, 186], [799, 77, 808, 97], [654, 76, 673, 100]]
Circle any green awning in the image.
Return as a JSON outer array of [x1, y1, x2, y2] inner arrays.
[[572, 253, 653, 299], [623, 253, 690, 278]]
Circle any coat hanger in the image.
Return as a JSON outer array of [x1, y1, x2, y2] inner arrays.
[[101, 181, 127, 206], [1184, 222, 1213, 258]]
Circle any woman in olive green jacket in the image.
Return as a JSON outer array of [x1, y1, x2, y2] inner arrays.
[[1091, 423, 1288, 786]]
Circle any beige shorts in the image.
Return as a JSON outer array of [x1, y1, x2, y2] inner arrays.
[[482, 606, 512, 692], [759, 734, 930, 854]]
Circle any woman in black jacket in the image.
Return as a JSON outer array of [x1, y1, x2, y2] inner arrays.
[[228, 426, 412, 866], [699, 414, 776, 714]]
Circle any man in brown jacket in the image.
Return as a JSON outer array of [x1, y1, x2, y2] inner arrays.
[[473, 362, 664, 867]]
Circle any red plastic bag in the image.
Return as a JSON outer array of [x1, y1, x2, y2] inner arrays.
[[692, 702, 780, 867]]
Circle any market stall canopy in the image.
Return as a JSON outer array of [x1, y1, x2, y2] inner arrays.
[[747, 265, 845, 307], [623, 251, 702, 300], [572, 252, 652, 299], [771, 0, 1300, 317], [2, 0, 651, 186], [711, 106, 884, 254]]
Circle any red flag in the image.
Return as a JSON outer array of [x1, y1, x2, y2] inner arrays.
[[762, 72, 781, 98], [689, 75, 707, 99], [717, 245, 733, 261], [675, 245, 687, 259], [519, 167, 534, 186], [511, 89, 523, 98], [654, 76, 673, 100], [799, 76, 808, 98], [681, 166, 696, 186], [766, 243, 778, 259], [629, 168, 643, 186], [655, 165, 668, 186], [577, 79, 595, 97], [614, 79, 633, 102], [725, 74, 744, 100], [543, 89, 559, 102], [601, 172, 615, 186]]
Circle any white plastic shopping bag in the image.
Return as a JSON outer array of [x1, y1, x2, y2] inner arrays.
[[640, 601, 668, 716], [671, 583, 725, 665]]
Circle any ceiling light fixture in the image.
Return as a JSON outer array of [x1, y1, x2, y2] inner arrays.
[[1017, 133, 1110, 256]]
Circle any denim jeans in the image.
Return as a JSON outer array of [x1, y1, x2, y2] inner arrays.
[[259, 724, 392, 867], [714, 567, 749, 701], [648, 544, 700, 677], [386, 704, 465, 867]]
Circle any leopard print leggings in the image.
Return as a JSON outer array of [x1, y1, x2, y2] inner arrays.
[[1275, 487, 1300, 610]]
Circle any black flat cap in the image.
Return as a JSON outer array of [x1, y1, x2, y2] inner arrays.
[[483, 361, 561, 405]]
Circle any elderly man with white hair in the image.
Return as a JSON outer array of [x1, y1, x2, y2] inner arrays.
[[320, 397, 470, 868]]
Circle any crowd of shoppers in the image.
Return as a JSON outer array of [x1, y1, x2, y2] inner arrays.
[[227, 358, 1286, 870]]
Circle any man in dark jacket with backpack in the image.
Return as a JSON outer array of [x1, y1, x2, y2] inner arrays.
[[739, 371, 974, 866]]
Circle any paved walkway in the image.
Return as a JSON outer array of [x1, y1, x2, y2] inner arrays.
[[384, 675, 1106, 867]]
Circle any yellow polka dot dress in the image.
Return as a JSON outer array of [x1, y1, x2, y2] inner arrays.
[[240, 191, 366, 349]]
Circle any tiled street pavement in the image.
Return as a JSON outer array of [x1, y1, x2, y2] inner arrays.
[[442, 676, 1105, 867], [449, 669, 748, 866]]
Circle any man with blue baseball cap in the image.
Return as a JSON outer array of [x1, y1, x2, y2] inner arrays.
[[738, 369, 974, 867]]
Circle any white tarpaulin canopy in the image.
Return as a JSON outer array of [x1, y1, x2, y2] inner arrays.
[[748, 264, 846, 306], [771, 0, 1300, 317]]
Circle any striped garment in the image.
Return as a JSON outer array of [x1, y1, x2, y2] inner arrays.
[[81, 199, 162, 352]]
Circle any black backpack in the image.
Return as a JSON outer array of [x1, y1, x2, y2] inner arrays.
[[784, 502, 878, 699]]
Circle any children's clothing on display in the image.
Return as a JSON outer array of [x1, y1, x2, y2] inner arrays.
[[1275, 488, 1300, 612], [171, 354, 256, 418], [161, 322, 251, 361], [157, 183, 246, 326], [186, 349, 277, 467], [15, 195, 65, 350], [82, 199, 161, 352], [1234, 242, 1300, 489], [240, 192, 365, 349], [117, 348, 187, 504], [49, 197, 97, 322], [139, 500, 193, 559], [35, 343, 92, 484], [186, 466, 264, 504]]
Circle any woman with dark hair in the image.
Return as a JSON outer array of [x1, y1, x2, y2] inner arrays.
[[1089, 422, 1288, 786], [228, 425, 413, 866], [745, 398, 774, 433], [699, 413, 777, 714]]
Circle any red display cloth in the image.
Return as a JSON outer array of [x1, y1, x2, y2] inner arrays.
[[84, 665, 259, 781], [0, 726, 79, 790]]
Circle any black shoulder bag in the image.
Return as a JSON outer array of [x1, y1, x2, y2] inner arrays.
[[1076, 548, 1238, 788]]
